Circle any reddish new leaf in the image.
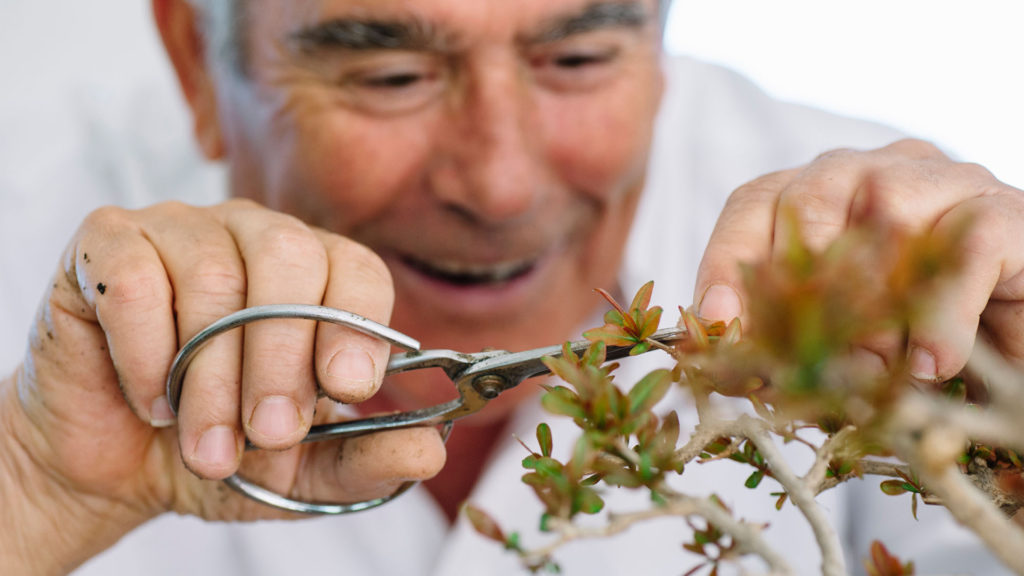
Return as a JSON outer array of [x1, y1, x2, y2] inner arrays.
[[465, 504, 506, 544]]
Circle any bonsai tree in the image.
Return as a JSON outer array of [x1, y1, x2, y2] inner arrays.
[[467, 216, 1024, 575]]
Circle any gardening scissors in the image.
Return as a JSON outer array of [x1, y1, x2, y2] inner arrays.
[[166, 304, 683, 515]]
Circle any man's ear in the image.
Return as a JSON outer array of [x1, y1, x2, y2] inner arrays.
[[152, 0, 225, 160]]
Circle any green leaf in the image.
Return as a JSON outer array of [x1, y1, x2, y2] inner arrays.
[[504, 531, 521, 551], [602, 470, 644, 488], [628, 369, 672, 414], [542, 356, 579, 386], [650, 490, 668, 507], [752, 449, 764, 467], [582, 341, 607, 367], [638, 306, 663, 340], [604, 308, 625, 327], [745, 470, 765, 489], [521, 472, 544, 487], [582, 327, 637, 347], [534, 457, 564, 478], [541, 387, 587, 420], [568, 436, 592, 480], [629, 341, 651, 356], [630, 280, 655, 314], [537, 423, 553, 458], [639, 450, 655, 481], [539, 513, 553, 533], [575, 487, 605, 515]]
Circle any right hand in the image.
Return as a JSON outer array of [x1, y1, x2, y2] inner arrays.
[[0, 199, 446, 571]]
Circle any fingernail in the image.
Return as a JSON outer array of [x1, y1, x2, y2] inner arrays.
[[326, 348, 377, 390], [909, 346, 937, 381], [150, 396, 175, 428], [698, 284, 742, 322], [249, 396, 303, 440], [193, 425, 237, 464]]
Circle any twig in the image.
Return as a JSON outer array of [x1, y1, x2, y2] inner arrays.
[[674, 419, 742, 464], [520, 493, 794, 575], [803, 426, 856, 491], [741, 417, 847, 576]]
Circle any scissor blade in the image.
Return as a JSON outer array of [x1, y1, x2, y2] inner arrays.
[[458, 326, 686, 389]]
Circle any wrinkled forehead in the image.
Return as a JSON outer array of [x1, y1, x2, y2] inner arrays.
[[191, 0, 669, 75], [262, 0, 661, 36]]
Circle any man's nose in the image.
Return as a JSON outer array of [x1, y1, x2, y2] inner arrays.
[[430, 60, 548, 224]]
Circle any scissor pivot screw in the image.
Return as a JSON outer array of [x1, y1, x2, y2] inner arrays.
[[473, 375, 504, 399]]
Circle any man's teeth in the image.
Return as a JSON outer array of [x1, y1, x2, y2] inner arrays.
[[406, 257, 535, 285]]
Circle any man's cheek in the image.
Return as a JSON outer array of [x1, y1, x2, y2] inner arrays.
[[292, 119, 422, 221], [546, 116, 650, 199]]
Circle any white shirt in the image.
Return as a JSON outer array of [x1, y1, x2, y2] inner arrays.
[[0, 4, 1009, 575]]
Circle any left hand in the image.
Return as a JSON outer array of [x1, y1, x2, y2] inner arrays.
[[693, 138, 1024, 381]]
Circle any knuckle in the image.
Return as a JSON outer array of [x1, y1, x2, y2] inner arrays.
[[103, 271, 172, 309], [222, 197, 262, 211], [182, 256, 248, 304], [730, 169, 792, 201], [959, 203, 1007, 258], [334, 240, 393, 290], [148, 200, 193, 217], [955, 161, 997, 186], [80, 205, 133, 234], [884, 138, 943, 159], [812, 146, 856, 164], [257, 223, 328, 273]]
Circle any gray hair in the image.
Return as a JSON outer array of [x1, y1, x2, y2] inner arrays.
[[191, 0, 671, 75], [187, 0, 245, 73]]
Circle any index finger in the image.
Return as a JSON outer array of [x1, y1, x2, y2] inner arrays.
[[693, 169, 798, 324]]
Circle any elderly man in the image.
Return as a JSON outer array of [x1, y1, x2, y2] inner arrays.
[[2, 0, 1022, 574]]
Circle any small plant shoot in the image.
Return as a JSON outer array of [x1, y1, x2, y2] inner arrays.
[[467, 217, 1024, 575]]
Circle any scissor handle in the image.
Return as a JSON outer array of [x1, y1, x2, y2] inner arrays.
[[165, 304, 456, 514], [166, 304, 421, 413]]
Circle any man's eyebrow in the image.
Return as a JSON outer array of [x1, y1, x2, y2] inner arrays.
[[525, 1, 652, 44], [288, 17, 455, 53]]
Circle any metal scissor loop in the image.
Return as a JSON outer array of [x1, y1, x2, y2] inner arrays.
[[166, 304, 683, 514]]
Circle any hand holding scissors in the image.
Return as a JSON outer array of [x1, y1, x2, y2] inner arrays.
[[167, 304, 683, 514]]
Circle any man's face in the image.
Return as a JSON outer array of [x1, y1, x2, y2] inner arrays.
[[209, 0, 664, 406]]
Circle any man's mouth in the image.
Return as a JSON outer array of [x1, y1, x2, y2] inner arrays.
[[401, 255, 537, 287]]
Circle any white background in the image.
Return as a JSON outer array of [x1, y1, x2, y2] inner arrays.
[[665, 0, 1024, 188], [2, 1, 1021, 188]]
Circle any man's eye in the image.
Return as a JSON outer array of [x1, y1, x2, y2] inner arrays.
[[533, 46, 621, 92], [340, 64, 444, 115], [552, 51, 616, 69], [360, 72, 426, 89]]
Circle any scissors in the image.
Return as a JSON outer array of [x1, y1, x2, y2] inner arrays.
[[166, 304, 683, 515]]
